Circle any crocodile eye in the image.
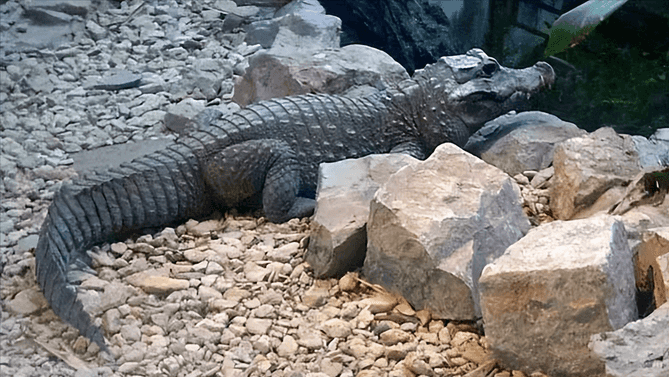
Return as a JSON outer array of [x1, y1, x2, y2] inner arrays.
[[481, 61, 498, 76]]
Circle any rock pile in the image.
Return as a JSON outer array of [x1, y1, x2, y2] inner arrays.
[[307, 111, 669, 376]]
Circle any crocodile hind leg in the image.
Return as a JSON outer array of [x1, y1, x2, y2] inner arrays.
[[203, 139, 315, 223]]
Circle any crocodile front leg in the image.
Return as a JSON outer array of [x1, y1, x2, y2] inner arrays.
[[203, 139, 316, 223]]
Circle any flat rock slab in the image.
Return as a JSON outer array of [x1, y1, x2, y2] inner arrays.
[[26, 0, 91, 16], [23, 8, 74, 24], [589, 302, 669, 377], [551, 127, 642, 220], [92, 70, 143, 91], [307, 154, 420, 278], [464, 111, 586, 176], [364, 143, 529, 320], [479, 215, 638, 377], [71, 138, 173, 174]]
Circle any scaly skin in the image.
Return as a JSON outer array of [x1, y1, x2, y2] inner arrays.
[[34, 49, 555, 350]]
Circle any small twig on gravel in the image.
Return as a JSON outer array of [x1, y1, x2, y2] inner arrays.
[[33, 338, 93, 371], [462, 359, 499, 377], [106, 1, 147, 28], [353, 275, 387, 294]]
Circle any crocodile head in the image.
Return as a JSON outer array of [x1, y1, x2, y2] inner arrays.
[[411, 48, 555, 148]]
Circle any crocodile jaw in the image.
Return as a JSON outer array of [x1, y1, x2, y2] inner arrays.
[[448, 60, 555, 134]]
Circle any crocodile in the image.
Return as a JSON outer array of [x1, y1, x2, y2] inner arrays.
[[35, 48, 555, 350]]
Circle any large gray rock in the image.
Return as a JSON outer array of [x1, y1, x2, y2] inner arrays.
[[246, 0, 340, 54], [364, 143, 530, 320], [480, 215, 638, 377], [589, 302, 669, 377], [465, 111, 586, 176], [551, 127, 642, 220], [652, 128, 669, 142], [232, 44, 409, 106], [632, 127, 669, 169], [268, 11, 340, 55], [307, 154, 419, 278]]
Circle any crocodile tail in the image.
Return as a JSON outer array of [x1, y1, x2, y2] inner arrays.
[[35, 223, 107, 348], [34, 143, 211, 350]]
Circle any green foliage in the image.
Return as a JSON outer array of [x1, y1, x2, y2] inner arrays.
[[544, 0, 628, 57], [536, 28, 668, 137], [489, 0, 668, 137]]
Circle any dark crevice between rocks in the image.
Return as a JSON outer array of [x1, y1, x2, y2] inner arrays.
[[636, 265, 656, 319]]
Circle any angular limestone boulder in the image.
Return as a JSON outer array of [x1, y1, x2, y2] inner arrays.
[[479, 215, 638, 377], [364, 143, 530, 320], [589, 302, 669, 377], [551, 127, 642, 220], [232, 44, 409, 106], [307, 154, 419, 278], [464, 111, 586, 176], [635, 227, 669, 309]]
